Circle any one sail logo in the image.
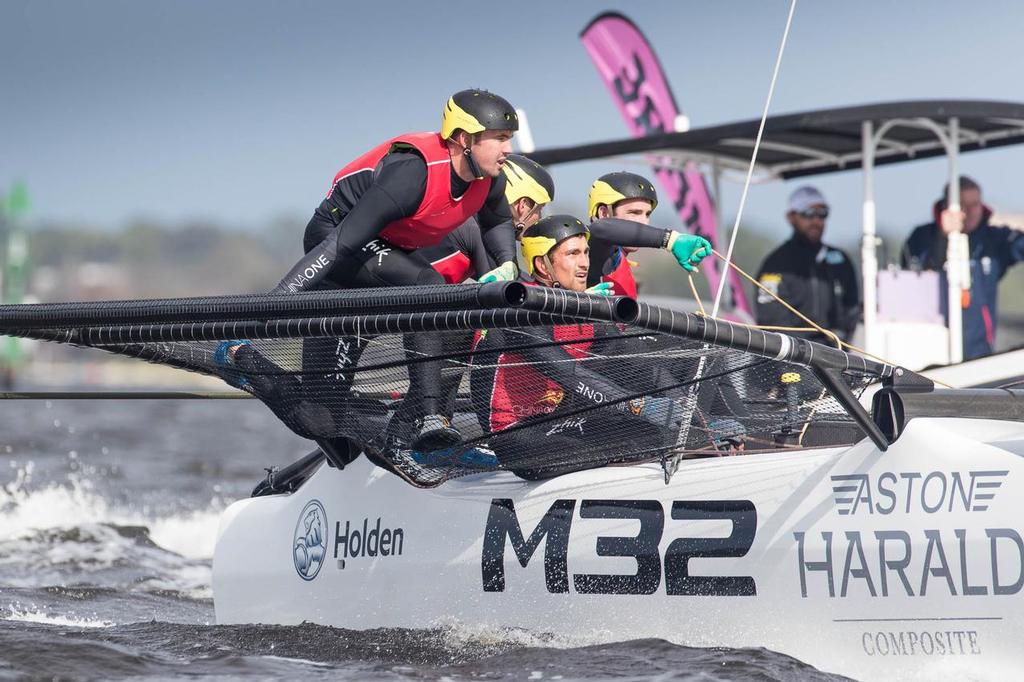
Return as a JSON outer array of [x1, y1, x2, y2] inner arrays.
[[286, 254, 331, 292], [829, 470, 1008, 515], [293, 500, 328, 581]]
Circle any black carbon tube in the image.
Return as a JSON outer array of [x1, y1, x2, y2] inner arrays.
[[6, 308, 588, 346], [0, 282, 527, 330], [632, 302, 893, 378], [519, 286, 639, 324]]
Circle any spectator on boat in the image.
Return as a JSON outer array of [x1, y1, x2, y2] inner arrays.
[[267, 89, 521, 455], [470, 215, 687, 479], [902, 175, 1024, 360], [755, 186, 859, 346], [418, 154, 555, 283], [586, 171, 712, 298]]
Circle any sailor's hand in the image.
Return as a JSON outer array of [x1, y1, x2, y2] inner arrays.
[[585, 282, 615, 297], [479, 261, 517, 283], [666, 232, 712, 272], [940, 208, 965, 235]]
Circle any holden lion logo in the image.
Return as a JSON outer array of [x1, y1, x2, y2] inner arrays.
[[293, 500, 327, 581]]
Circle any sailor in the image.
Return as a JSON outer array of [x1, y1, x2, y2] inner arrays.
[[755, 186, 860, 346], [470, 214, 686, 479], [270, 89, 521, 452], [418, 153, 555, 283], [586, 171, 712, 297], [902, 175, 1024, 360]]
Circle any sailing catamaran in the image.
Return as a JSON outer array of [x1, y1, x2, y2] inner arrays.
[[4, 7, 1020, 679], [0, 280, 1021, 680]]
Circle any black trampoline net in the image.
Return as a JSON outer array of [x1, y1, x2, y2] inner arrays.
[[68, 320, 878, 487]]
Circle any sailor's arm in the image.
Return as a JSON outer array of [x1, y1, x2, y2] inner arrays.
[[457, 217, 496, 278], [519, 340, 633, 406], [272, 154, 428, 293], [477, 174, 518, 281], [588, 217, 668, 248], [520, 340, 684, 430], [1001, 225, 1024, 267], [589, 218, 712, 273]]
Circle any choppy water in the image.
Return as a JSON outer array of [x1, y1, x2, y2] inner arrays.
[[0, 397, 849, 681]]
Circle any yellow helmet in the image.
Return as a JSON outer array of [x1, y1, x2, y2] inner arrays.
[[587, 171, 658, 220], [521, 214, 589, 276], [441, 89, 519, 140], [502, 154, 554, 207]]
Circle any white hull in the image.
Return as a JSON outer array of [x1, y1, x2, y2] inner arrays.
[[214, 417, 1024, 681]]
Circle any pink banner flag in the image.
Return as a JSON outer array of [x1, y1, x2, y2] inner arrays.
[[580, 12, 752, 318]]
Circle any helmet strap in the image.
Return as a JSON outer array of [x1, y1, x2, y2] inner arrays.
[[537, 253, 560, 288], [464, 147, 484, 180], [516, 199, 541, 227], [454, 132, 485, 180]]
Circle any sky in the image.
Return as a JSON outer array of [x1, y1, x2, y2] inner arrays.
[[4, 0, 1024, 247]]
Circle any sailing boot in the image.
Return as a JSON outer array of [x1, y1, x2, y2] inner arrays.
[[213, 340, 252, 390], [410, 413, 462, 453]]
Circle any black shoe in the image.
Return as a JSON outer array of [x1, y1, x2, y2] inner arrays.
[[410, 414, 462, 452]]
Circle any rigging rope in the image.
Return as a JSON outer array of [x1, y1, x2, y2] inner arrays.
[[688, 251, 957, 389], [711, 0, 798, 318]]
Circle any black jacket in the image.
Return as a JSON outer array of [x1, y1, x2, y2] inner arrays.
[[755, 235, 860, 345]]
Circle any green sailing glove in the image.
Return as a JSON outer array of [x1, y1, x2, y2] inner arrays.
[[666, 231, 712, 273], [479, 261, 517, 283], [585, 282, 615, 297]]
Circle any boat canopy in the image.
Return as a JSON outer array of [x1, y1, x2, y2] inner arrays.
[[529, 100, 1024, 181], [531, 99, 1024, 367]]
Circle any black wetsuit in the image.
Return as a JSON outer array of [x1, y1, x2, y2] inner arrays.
[[417, 218, 495, 283], [470, 323, 684, 479], [585, 217, 672, 290], [301, 152, 514, 288], [283, 149, 515, 425]]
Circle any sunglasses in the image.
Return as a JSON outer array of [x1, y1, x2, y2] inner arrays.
[[796, 207, 829, 220]]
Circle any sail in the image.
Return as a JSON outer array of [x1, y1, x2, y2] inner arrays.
[[580, 11, 753, 318], [0, 283, 887, 487]]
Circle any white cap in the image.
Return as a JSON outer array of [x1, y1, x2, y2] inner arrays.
[[787, 186, 828, 213]]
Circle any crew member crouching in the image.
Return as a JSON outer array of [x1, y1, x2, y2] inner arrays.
[[470, 214, 686, 480]]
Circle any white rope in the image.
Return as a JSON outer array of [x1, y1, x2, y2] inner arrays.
[[711, 0, 798, 318], [668, 0, 798, 474]]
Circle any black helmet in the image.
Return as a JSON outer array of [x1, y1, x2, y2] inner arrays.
[[502, 154, 554, 206], [521, 214, 589, 275], [441, 89, 519, 140], [588, 171, 658, 219]]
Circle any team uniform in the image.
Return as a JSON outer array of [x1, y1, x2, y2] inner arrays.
[[418, 219, 494, 284], [470, 311, 683, 479], [220, 90, 522, 468], [755, 235, 860, 346], [467, 215, 687, 479], [290, 131, 514, 292], [586, 217, 677, 298], [586, 172, 711, 298]]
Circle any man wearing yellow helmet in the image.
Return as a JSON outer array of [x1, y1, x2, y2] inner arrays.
[[470, 214, 686, 479], [222, 90, 523, 461], [587, 171, 712, 298], [419, 154, 554, 284], [275, 89, 520, 296]]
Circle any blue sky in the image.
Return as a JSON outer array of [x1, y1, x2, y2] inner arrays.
[[3, 0, 1024, 246]]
